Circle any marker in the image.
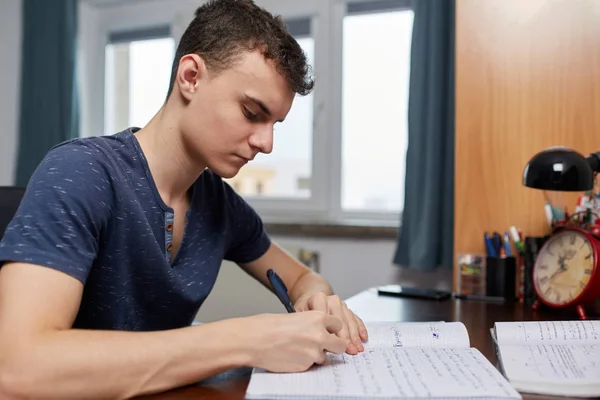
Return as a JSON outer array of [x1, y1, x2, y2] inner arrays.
[[267, 269, 296, 313], [509, 226, 525, 254]]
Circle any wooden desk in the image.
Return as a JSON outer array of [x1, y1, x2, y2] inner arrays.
[[138, 288, 600, 400]]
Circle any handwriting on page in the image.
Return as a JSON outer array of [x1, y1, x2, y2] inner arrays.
[[500, 344, 600, 383], [245, 348, 520, 399], [496, 321, 600, 345], [364, 322, 470, 349]]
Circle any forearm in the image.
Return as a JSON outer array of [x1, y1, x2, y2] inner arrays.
[[289, 271, 333, 303], [1, 319, 250, 400]]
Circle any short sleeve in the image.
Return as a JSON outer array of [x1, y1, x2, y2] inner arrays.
[[0, 142, 114, 284], [223, 183, 271, 264]]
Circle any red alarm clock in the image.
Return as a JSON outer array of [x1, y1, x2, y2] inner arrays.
[[532, 226, 600, 319]]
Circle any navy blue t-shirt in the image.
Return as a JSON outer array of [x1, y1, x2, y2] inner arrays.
[[0, 128, 271, 331]]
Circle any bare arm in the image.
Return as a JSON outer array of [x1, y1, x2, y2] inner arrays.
[[0, 262, 346, 400], [239, 243, 368, 355], [238, 242, 332, 303], [0, 262, 248, 400]]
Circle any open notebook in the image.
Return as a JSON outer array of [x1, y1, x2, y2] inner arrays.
[[492, 320, 600, 398], [245, 322, 521, 400]]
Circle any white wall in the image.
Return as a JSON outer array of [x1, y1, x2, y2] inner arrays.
[[0, 0, 21, 186], [195, 235, 452, 322]]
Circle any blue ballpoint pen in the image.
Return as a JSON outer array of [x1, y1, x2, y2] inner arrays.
[[484, 232, 496, 257], [267, 268, 296, 313], [492, 232, 503, 256], [504, 232, 512, 256]]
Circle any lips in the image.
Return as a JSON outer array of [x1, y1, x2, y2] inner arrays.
[[234, 155, 251, 164], [236, 154, 254, 163]]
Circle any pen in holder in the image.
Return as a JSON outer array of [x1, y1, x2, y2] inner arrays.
[[486, 256, 516, 302]]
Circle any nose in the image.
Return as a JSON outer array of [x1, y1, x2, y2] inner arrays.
[[248, 124, 273, 154]]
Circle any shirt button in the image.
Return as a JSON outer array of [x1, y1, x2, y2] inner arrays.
[[167, 243, 173, 252], [166, 224, 174, 232]]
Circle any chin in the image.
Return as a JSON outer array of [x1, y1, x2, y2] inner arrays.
[[210, 164, 242, 179]]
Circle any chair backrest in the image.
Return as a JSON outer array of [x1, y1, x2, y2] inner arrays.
[[0, 187, 26, 239]]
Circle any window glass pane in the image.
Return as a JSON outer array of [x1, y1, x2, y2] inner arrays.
[[226, 36, 314, 199], [341, 10, 414, 212], [104, 37, 175, 135], [105, 33, 313, 200]]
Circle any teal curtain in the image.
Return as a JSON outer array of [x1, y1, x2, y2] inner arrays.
[[16, 0, 79, 187], [394, 0, 455, 271]]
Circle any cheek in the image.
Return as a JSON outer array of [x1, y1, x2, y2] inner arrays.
[[184, 99, 250, 150], [212, 103, 252, 142]]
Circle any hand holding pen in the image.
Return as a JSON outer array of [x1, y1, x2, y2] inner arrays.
[[267, 268, 369, 355]]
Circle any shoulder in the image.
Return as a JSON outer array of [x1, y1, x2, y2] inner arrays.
[[0, 137, 125, 282], [24, 136, 122, 211], [42, 136, 119, 172], [32, 136, 123, 187]]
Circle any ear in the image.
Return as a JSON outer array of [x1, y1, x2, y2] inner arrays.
[[175, 54, 208, 101]]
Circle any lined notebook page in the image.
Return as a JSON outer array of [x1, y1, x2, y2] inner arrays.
[[495, 321, 600, 346], [499, 344, 600, 384], [364, 322, 470, 349], [246, 347, 521, 399]]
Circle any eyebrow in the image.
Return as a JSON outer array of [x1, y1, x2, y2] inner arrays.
[[245, 94, 284, 123]]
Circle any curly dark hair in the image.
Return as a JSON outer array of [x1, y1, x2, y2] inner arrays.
[[167, 0, 314, 97]]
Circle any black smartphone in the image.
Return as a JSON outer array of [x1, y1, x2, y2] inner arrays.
[[377, 285, 451, 301]]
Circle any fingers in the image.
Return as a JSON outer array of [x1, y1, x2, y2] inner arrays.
[[327, 296, 359, 354], [307, 292, 328, 313], [343, 305, 364, 353], [314, 350, 328, 365], [356, 314, 368, 341], [321, 331, 347, 355], [323, 313, 343, 335], [325, 296, 354, 353], [303, 293, 368, 357]]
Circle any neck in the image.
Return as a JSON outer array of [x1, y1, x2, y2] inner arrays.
[[134, 103, 206, 205]]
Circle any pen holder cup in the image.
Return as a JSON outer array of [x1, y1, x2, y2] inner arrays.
[[485, 256, 516, 302], [455, 254, 486, 295]]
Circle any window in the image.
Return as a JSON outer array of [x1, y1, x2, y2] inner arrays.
[[104, 27, 175, 135], [82, 0, 413, 226], [342, 5, 414, 213], [225, 19, 314, 199]]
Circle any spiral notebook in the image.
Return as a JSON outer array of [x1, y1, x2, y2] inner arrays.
[[245, 322, 521, 400], [492, 320, 600, 398]]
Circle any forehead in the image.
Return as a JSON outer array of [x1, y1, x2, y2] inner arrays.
[[215, 50, 295, 115]]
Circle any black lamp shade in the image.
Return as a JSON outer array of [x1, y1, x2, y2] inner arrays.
[[523, 147, 594, 191]]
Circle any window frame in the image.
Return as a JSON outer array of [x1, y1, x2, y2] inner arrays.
[[78, 0, 410, 227]]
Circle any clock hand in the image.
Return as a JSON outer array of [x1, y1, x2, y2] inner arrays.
[[556, 256, 565, 271], [549, 268, 564, 280], [549, 259, 568, 280]]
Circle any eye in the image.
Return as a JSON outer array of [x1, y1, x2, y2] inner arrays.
[[242, 106, 259, 122]]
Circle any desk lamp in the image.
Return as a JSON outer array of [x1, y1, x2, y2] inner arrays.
[[523, 147, 599, 191], [522, 147, 600, 319]]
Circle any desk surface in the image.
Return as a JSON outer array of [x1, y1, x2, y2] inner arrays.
[[137, 289, 600, 400]]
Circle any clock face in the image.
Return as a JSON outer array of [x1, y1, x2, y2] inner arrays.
[[534, 230, 595, 306]]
